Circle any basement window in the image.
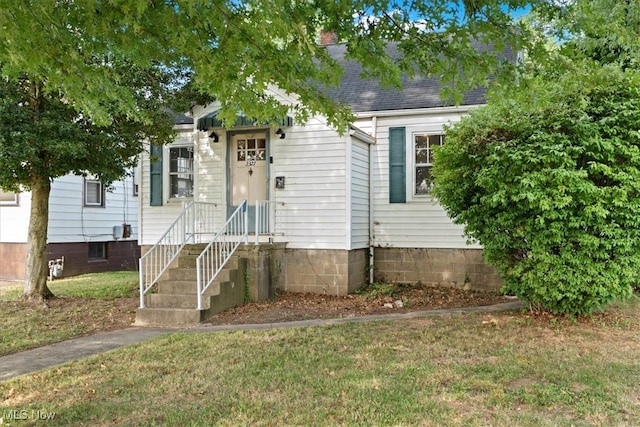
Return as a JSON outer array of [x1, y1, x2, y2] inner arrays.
[[88, 242, 107, 260]]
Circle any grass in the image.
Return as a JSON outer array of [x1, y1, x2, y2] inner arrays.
[[1, 297, 639, 426], [0, 271, 139, 301], [0, 272, 138, 355]]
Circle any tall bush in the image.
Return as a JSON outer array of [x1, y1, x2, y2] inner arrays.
[[433, 67, 640, 315]]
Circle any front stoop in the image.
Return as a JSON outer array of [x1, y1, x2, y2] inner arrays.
[[135, 247, 246, 327]]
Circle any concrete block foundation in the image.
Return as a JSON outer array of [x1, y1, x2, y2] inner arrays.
[[282, 248, 368, 295], [372, 247, 502, 292]]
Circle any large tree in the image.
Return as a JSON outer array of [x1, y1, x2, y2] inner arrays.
[[0, 0, 544, 299], [0, 63, 190, 300], [0, 1, 544, 127]]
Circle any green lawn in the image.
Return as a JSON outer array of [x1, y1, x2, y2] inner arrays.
[[0, 271, 139, 301], [1, 296, 638, 426]]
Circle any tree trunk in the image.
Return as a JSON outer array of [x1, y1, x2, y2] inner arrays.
[[23, 178, 54, 300]]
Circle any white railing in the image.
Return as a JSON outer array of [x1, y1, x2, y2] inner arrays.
[[196, 200, 248, 310], [191, 202, 218, 243], [255, 200, 281, 244], [138, 201, 217, 308]]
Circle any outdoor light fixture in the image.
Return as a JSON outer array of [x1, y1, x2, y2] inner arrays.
[[275, 128, 285, 139], [209, 131, 219, 142]]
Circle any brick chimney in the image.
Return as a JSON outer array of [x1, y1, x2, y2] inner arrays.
[[319, 30, 338, 45]]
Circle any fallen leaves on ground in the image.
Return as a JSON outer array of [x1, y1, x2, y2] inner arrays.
[[207, 284, 512, 325]]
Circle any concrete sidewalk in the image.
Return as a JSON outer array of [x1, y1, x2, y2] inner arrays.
[[1, 301, 524, 382]]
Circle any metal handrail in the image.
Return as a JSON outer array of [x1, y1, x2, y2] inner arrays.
[[138, 201, 217, 308], [255, 200, 280, 244], [196, 200, 248, 310]]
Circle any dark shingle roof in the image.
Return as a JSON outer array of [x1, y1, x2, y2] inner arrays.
[[172, 112, 194, 125], [323, 43, 493, 113]]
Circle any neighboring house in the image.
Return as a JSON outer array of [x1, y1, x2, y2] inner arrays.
[[137, 42, 502, 299], [0, 173, 139, 280]]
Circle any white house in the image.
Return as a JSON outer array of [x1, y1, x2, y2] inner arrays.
[[136, 42, 502, 303], [0, 173, 139, 280]]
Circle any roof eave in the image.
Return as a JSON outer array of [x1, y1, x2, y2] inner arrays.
[[353, 104, 485, 119]]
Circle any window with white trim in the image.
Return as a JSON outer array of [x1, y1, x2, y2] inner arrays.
[[169, 146, 194, 199], [413, 133, 445, 196], [84, 178, 104, 207], [0, 191, 19, 206]]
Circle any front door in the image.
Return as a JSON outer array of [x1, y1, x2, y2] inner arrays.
[[230, 132, 268, 232]]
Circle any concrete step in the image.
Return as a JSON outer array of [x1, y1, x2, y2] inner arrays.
[[157, 280, 197, 295], [176, 255, 239, 268], [166, 266, 233, 282], [182, 244, 208, 255], [177, 255, 198, 268], [136, 251, 248, 327], [134, 307, 205, 327], [177, 253, 240, 269], [146, 293, 208, 309], [156, 280, 221, 297], [167, 268, 198, 281]]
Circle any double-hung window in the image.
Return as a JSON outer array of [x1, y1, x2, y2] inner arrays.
[[414, 134, 445, 196], [149, 142, 195, 206], [84, 178, 104, 207], [169, 146, 194, 199]]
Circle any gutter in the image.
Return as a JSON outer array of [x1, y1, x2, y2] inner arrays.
[[349, 125, 376, 145], [355, 104, 484, 119]]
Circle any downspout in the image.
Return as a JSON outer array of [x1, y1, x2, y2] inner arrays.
[[369, 116, 378, 285]]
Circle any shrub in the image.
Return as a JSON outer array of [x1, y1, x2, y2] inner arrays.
[[433, 67, 640, 315]]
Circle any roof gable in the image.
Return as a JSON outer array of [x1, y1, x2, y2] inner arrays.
[[323, 43, 505, 113]]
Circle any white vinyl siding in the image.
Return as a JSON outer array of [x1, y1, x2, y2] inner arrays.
[[194, 130, 226, 220], [0, 192, 29, 242], [141, 122, 354, 250], [0, 173, 138, 245], [139, 103, 482, 252], [357, 110, 481, 249], [270, 124, 350, 249], [48, 174, 138, 243], [350, 138, 370, 249], [139, 128, 226, 246]]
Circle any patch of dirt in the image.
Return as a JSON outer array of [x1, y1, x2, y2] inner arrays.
[[6, 296, 138, 333], [1, 296, 138, 356], [206, 283, 513, 325], [3, 283, 511, 341], [44, 296, 139, 331]]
